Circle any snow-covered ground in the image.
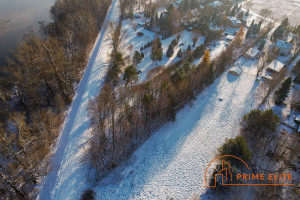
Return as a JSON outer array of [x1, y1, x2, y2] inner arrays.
[[242, 0, 300, 25], [37, 0, 120, 199], [94, 59, 261, 199]]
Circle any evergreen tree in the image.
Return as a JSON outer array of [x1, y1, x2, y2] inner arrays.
[[183, 0, 189, 12], [133, 51, 142, 66], [167, 44, 174, 57], [151, 37, 163, 65], [275, 77, 292, 105], [271, 25, 284, 42], [123, 65, 138, 86], [246, 9, 249, 16], [187, 44, 191, 51], [141, 52, 144, 58], [177, 48, 182, 57], [193, 44, 204, 58], [171, 39, 178, 46]]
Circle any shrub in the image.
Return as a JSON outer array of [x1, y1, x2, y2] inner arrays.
[[81, 189, 95, 200], [137, 32, 144, 36]]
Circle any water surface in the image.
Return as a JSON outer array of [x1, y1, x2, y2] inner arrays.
[[0, 0, 54, 65]]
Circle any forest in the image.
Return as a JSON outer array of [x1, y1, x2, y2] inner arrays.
[[0, 0, 111, 199]]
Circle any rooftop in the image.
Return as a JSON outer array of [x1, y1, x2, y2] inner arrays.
[[266, 60, 285, 72], [246, 48, 260, 58], [227, 16, 242, 25], [275, 40, 294, 50]]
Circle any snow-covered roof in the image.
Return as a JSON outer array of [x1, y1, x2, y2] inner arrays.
[[224, 28, 236, 35], [275, 40, 294, 50], [295, 114, 300, 122], [227, 16, 241, 25], [226, 35, 235, 41], [266, 60, 285, 73], [209, 1, 223, 7], [228, 66, 242, 76], [246, 48, 260, 58]]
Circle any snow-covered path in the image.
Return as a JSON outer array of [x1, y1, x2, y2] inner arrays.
[[38, 0, 120, 199], [95, 60, 260, 199]]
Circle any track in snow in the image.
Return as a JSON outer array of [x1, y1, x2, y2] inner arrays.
[[38, 0, 120, 199]]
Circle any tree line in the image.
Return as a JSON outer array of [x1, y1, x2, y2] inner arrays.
[[0, 0, 112, 199], [87, 31, 238, 182]]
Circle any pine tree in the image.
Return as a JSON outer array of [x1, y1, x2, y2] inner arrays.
[[193, 44, 204, 58], [271, 25, 284, 42], [275, 77, 292, 105], [177, 48, 182, 57], [151, 37, 163, 65], [123, 65, 138, 86], [141, 52, 144, 58], [171, 39, 178, 46], [246, 9, 249, 16], [187, 44, 191, 51], [133, 51, 142, 66], [167, 44, 174, 57]]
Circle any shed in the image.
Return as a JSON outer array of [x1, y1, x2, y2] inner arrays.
[[228, 66, 242, 76], [226, 35, 235, 41], [266, 60, 285, 73]]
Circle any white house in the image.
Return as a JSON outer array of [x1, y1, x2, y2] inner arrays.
[[246, 48, 260, 60], [266, 60, 285, 73], [275, 40, 294, 56], [227, 16, 242, 27], [226, 35, 235, 41]]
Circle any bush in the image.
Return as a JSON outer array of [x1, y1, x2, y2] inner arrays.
[[218, 136, 252, 168], [137, 32, 144, 36], [81, 189, 95, 200]]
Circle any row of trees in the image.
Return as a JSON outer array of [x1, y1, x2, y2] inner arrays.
[[0, 0, 112, 198], [87, 36, 236, 181]]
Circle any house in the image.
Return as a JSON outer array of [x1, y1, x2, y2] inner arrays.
[[227, 16, 242, 28], [223, 28, 236, 36], [228, 66, 242, 76], [209, 1, 222, 7], [294, 114, 300, 123], [226, 35, 235, 41], [245, 48, 260, 60], [266, 60, 285, 73], [275, 40, 294, 56]]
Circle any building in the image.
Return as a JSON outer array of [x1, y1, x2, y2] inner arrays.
[[209, 1, 222, 7], [223, 28, 237, 36], [266, 60, 285, 73], [245, 48, 260, 60], [275, 40, 294, 56], [228, 66, 242, 76], [226, 35, 235, 41], [227, 16, 242, 28]]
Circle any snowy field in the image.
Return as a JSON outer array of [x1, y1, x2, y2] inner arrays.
[[243, 0, 300, 25], [95, 59, 261, 199]]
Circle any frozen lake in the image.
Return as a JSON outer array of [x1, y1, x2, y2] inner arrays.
[[0, 0, 54, 65]]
